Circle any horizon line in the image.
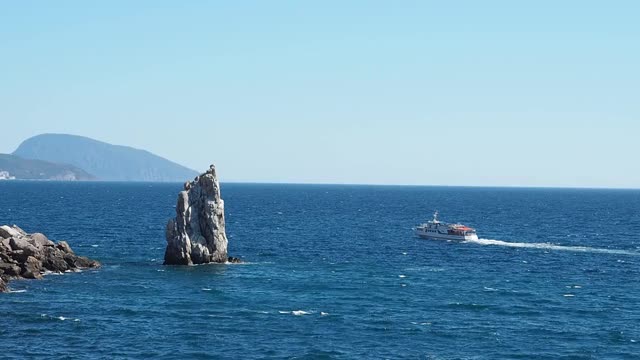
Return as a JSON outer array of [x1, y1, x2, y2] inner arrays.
[[3, 179, 639, 190]]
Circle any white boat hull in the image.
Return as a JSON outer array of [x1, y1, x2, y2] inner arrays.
[[414, 229, 478, 241]]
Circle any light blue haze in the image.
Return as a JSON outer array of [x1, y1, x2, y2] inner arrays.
[[1, 1, 638, 187]]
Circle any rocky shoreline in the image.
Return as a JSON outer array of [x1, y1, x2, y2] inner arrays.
[[0, 225, 100, 292]]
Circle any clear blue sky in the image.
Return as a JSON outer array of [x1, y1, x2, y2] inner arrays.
[[1, 1, 638, 187]]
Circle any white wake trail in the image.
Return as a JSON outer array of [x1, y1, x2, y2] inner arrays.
[[465, 238, 640, 256]]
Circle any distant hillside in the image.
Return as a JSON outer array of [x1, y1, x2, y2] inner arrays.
[[13, 134, 199, 182], [0, 154, 95, 181]]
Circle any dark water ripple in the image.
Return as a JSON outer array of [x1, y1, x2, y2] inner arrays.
[[1, 182, 640, 359]]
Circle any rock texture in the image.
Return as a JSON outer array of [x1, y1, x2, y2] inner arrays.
[[0, 225, 100, 292], [164, 165, 234, 265]]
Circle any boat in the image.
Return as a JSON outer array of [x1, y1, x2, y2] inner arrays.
[[414, 211, 478, 241]]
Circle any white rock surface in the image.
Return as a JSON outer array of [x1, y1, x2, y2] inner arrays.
[[0, 225, 21, 239]]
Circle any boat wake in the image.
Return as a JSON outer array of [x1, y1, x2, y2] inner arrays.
[[465, 238, 640, 256]]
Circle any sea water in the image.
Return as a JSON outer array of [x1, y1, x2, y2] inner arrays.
[[1, 182, 639, 359]]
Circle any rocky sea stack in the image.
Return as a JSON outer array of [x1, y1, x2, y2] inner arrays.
[[0, 225, 100, 292], [164, 165, 239, 265]]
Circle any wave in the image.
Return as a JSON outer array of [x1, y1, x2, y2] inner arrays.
[[40, 314, 80, 321], [279, 310, 312, 316], [403, 266, 445, 272], [43, 270, 64, 276], [465, 238, 640, 256]]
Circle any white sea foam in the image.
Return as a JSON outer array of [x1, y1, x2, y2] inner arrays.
[[51, 316, 79, 322], [563, 294, 575, 297], [91, 245, 99, 247], [202, 288, 212, 291], [320, 312, 329, 316], [8, 289, 27, 293], [465, 238, 640, 256], [279, 310, 311, 316], [43, 270, 64, 276], [224, 261, 263, 265], [398, 275, 406, 278]]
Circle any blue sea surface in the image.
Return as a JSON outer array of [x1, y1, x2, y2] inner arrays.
[[1, 182, 639, 359]]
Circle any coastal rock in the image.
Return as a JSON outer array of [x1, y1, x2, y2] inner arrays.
[[10, 237, 40, 258], [12, 225, 28, 237], [0, 262, 21, 277], [0, 225, 21, 239], [29, 233, 55, 248], [164, 165, 233, 265], [42, 247, 70, 272], [0, 226, 100, 292], [21, 256, 43, 279], [56, 241, 74, 255], [0, 238, 11, 252]]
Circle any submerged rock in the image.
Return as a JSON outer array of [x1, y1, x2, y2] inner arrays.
[[164, 165, 236, 265], [0, 225, 100, 292]]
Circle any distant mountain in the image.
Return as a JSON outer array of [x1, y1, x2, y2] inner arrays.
[[13, 134, 199, 182], [0, 153, 95, 181]]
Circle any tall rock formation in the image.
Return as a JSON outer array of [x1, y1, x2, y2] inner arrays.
[[164, 165, 230, 265]]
